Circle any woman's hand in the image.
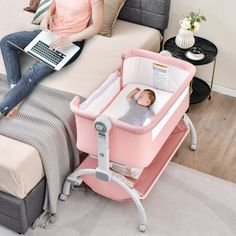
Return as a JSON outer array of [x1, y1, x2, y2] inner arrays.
[[50, 36, 71, 50], [40, 15, 52, 31]]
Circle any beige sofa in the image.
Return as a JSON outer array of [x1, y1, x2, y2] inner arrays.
[[0, 0, 170, 233]]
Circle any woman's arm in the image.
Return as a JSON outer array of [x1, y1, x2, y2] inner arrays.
[[50, 0, 104, 50], [40, 0, 56, 31]]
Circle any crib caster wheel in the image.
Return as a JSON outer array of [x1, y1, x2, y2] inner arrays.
[[71, 183, 81, 190], [59, 194, 68, 201], [71, 177, 83, 190], [191, 144, 197, 151], [138, 224, 146, 232]]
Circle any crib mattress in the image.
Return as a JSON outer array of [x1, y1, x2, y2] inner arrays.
[[0, 20, 162, 199], [102, 83, 173, 126]]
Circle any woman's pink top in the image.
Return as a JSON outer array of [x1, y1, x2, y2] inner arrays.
[[51, 0, 99, 37]]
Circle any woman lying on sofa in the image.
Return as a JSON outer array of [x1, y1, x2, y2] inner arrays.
[[0, 0, 104, 119]]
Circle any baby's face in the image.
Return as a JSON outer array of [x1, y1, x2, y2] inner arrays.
[[137, 91, 151, 107]]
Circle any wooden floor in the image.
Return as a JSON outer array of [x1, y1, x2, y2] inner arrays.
[[172, 91, 236, 184]]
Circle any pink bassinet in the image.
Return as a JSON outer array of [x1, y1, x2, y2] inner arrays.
[[60, 49, 197, 232]]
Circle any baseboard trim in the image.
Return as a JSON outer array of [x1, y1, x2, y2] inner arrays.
[[212, 84, 236, 98]]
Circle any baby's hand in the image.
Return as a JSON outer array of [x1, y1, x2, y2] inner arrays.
[[135, 87, 141, 92]]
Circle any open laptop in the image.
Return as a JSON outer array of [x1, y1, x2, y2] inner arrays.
[[9, 30, 80, 71]]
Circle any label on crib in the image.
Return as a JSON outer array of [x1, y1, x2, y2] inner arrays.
[[152, 62, 168, 89]]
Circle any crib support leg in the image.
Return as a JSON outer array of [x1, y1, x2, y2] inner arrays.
[[61, 168, 147, 232], [59, 169, 96, 201], [183, 113, 197, 150], [110, 175, 147, 232]]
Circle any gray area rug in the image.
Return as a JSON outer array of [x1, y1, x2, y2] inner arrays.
[[1, 162, 236, 236]]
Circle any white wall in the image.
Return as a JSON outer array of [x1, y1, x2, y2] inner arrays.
[[164, 0, 236, 96]]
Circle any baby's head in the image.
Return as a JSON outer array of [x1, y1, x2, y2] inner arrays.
[[137, 89, 156, 107]]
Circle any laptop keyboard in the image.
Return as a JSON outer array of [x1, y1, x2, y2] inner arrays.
[[31, 40, 66, 66]]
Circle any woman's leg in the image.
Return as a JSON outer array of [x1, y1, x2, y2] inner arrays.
[[0, 39, 85, 119], [0, 60, 55, 118], [5, 98, 27, 120], [0, 30, 41, 87]]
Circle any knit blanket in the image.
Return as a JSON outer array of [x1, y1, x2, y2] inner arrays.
[[0, 74, 85, 214]]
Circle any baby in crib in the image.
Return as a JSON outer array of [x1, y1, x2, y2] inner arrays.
[[119, 88, 156, 126]]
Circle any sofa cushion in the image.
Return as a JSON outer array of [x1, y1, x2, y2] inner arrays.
[[0, 0, 39, 37], [100, 0, 126, 37], [0, 1, 39, 74], [24, 0, 40, 13], [32, 0, 53, 24]]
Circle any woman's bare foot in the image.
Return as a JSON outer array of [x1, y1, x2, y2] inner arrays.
[[6, 98, 27, 120]]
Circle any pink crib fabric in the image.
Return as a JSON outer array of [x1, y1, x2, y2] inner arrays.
[[69, 48, 196, 202]]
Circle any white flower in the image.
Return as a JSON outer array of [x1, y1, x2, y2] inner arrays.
[[180, 18, 191, 30], [193, 21, 200, 32], [179, 11, 206, 32]]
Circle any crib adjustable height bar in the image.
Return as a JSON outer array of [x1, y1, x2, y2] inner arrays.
[[94, 115, 147, 232], [94, 116, 112, 181]]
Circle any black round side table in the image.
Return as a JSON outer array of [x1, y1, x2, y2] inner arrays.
[[164, 37, 218, 104]]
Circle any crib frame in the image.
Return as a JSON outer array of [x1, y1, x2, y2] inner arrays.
[[60, 49, 197, 232], [60, 113, 196, 232]]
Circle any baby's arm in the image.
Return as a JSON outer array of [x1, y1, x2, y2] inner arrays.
[[126, 88, 141, 103]]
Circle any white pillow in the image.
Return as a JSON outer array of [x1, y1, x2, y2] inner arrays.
[[32, 0, 53, 25]]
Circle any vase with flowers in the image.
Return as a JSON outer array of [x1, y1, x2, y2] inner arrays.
[[175, 10, 206, 49]]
